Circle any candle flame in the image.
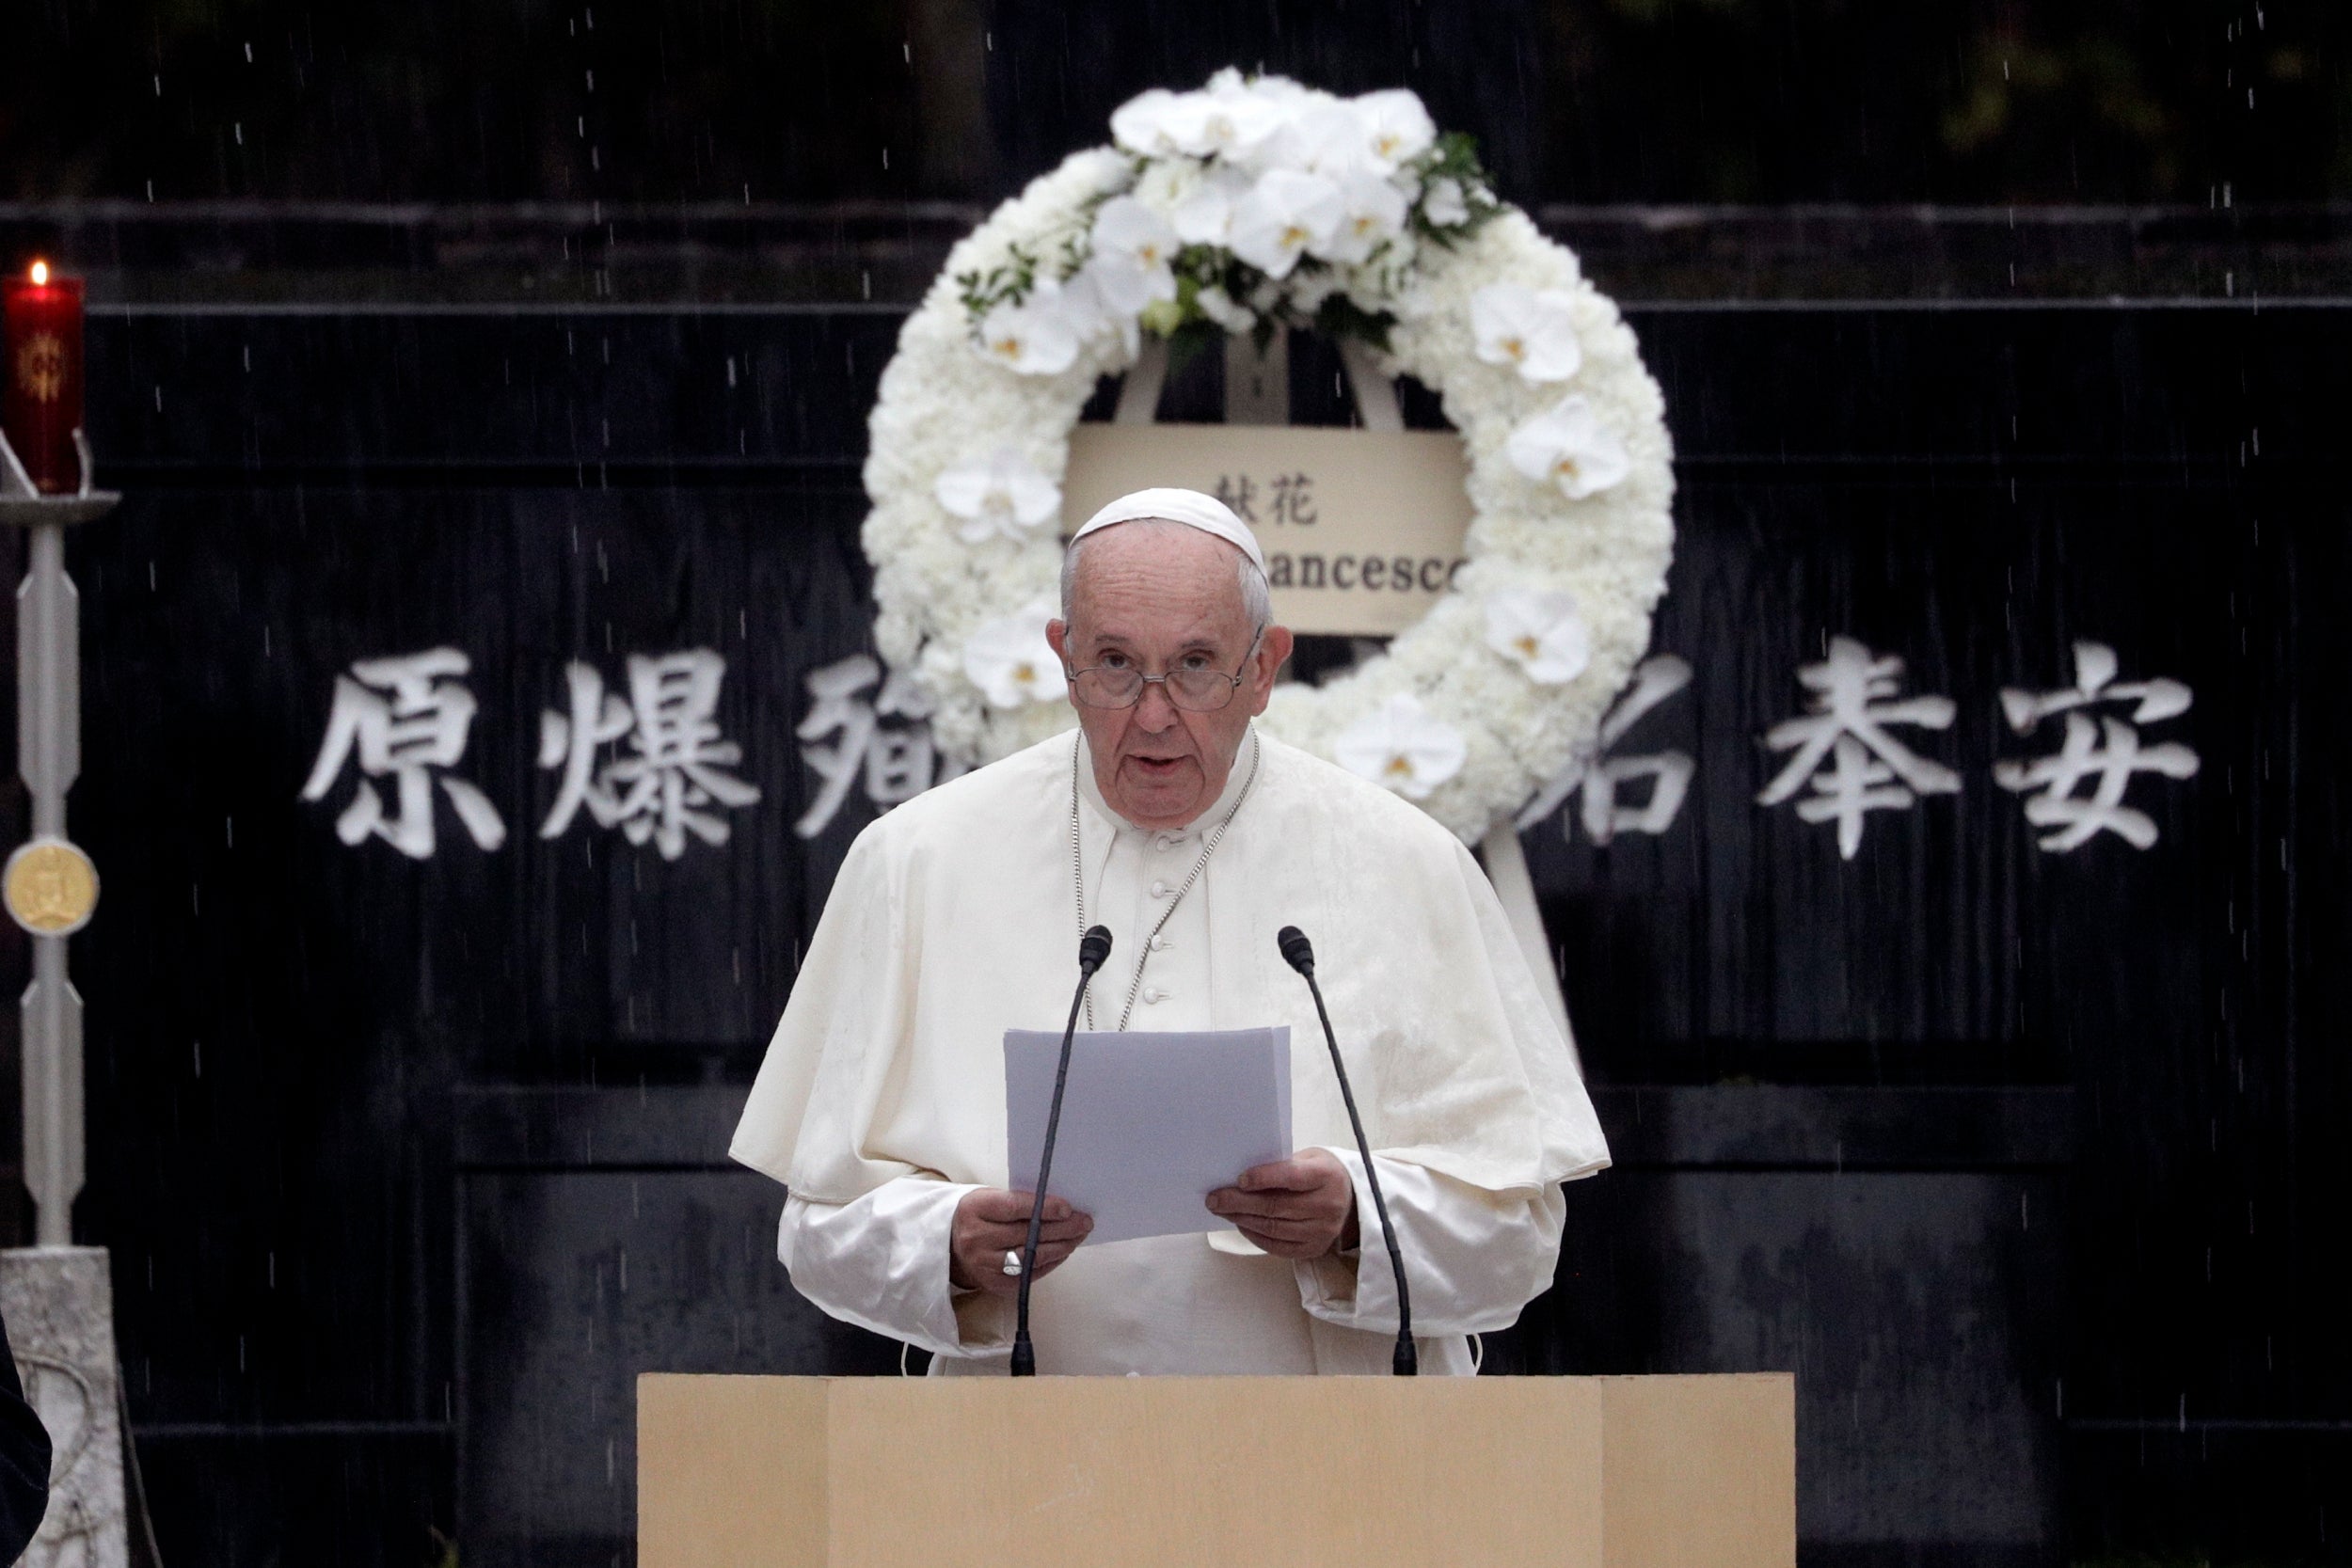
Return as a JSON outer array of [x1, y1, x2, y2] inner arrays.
[[27, 261, 48, 286]]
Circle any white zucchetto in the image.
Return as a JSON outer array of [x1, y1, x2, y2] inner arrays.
[[1071, 486, 1268, 573]]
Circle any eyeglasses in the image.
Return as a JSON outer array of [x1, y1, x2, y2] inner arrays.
[[1066, 628, 1265, 713]]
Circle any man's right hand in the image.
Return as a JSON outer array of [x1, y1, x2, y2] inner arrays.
[[949, 1188, 1094, 1296]]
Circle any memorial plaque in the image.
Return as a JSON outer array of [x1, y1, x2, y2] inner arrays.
[[1063, 423, 1472, 636]]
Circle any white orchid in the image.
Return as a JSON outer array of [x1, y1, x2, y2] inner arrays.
[[1063, 264, 1140, 357], [1422, 176, 1470, 227], [1228, 169, 1343, 279], [1087, 198, 1180, 313], [1353, 88, 1437, 170], [1092, 196, 1179, 275], [1073, 258, 1154, 323], [1109, 88, 1190, 158], [1259, 100, 1374, 178], [1506, 394, 1633, 499], [976, 280, 1085, 375], [1213, 68, 1311, 110], [1208, 68, 1316, 128], [934, 448, 1060, 545], [1170, 164, 1254, 245], [1483, 588, 1592, 684], [1470, 283, 1582, 382], [962, 601, 1067, 709], [1319, 169, 1408, 263], [1132, 157, 1205, 220], [1333, 694, 1468, 800], [1166, 85, 1286, 161]]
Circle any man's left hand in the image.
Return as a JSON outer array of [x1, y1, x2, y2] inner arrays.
[[1205, 1148, 1359, 1259]]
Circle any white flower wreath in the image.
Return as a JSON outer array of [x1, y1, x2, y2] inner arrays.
[[862, 70, 1677, 842]]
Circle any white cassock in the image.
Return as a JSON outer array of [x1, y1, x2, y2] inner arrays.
[[730, 725, 1610, 1375]]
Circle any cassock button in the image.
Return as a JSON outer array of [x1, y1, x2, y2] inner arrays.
[[1142, 987, 1168, 1005], [1150, 879, 1171, 897], [1148, 934, 1168, 951], [1152, 832, 1182, 851]]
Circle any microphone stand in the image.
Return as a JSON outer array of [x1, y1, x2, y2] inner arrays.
[[1010, 925, 1112, 1377], [1278, 927, 1416, 1376]]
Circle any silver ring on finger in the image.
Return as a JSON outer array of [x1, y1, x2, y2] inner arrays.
[[1001, 1249, 1024, 1276]]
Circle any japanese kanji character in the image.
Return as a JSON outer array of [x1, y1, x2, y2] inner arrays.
[[537, 649, 761, 860], [1268, 471, 1318, 525], [299, 648, 507, 859], [1994, 641, 2198, 851], [1758, 636, 1960, 859], [1516, 655, 1695, 844], [1213, 473, 1259, 523], [793, 656, 964, 839]]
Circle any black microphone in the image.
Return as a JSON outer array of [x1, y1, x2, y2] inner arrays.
[[1278, 925, 1417, 1376], [1010, 924, 1113, 1377]]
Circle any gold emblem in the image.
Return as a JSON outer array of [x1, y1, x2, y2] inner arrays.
[[4, 839, 98, 936], [15, 332, 66, 404]]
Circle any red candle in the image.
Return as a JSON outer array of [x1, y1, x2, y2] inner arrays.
[[2, 261, 87, 495]]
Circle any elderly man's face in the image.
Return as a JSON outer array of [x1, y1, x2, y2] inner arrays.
[[1046, 521, 1292, 831]]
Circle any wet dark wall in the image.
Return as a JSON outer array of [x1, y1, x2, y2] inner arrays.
[[17, 299, 2346, 1564], [1505, 310, 2349, 1566], [7, 0, 2346, 207]]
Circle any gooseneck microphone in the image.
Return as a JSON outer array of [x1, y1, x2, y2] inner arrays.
[[1010, 924, 1113, 1377], [1278, 925, 1417, 1376]]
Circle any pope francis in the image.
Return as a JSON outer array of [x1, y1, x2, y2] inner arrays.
[[732, 487, 1609, 1375]]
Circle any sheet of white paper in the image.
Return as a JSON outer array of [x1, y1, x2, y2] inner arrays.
[[1005, 1026, 1292, 1245]]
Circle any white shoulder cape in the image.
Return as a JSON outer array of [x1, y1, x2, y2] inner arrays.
[[732, 730, 1608, 1203]]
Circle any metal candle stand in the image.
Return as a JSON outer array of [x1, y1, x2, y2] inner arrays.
[[0, 425, 114, 1243], [0, 424, 130, 1567]]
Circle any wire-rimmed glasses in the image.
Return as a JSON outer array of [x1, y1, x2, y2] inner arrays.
[[1066, 628, 1265, 712]]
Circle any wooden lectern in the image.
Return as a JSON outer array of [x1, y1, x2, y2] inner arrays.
[[640, 1372, 1793, 1567]]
